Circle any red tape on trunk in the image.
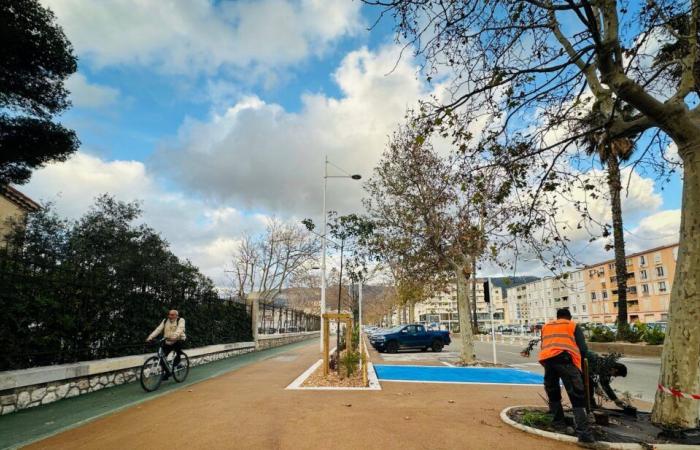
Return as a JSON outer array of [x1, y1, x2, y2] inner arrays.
[[658, 384, 700, 400]]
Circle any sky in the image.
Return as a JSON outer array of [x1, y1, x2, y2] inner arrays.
[[22, 0, 683, 288]]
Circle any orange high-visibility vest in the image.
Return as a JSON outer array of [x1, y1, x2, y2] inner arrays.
[[538, 319, 582, 370]]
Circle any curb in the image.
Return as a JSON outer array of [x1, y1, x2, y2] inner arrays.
[[499, 405, 697, 449]]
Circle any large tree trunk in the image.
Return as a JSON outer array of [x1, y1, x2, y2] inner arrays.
[[456, 267, 476, 363], [606, 150, 628, 328], [652, 143, 700, 429], [408, 301, 415, 323]]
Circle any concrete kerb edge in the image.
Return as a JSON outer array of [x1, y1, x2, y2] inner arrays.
[[285, 347, 382, 391], [499, 405, 697, 450]]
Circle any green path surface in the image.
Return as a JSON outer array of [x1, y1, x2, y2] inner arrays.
[[0, 339, 315, 450]]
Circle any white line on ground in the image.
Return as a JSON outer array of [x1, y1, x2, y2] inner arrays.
[[285, 354, 382, 391]]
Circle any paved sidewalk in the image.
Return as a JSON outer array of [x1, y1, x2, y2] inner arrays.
[[19, 340, 573, 450], [0, 340, 315, 450]]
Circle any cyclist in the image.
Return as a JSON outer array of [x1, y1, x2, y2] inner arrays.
[[146, 309, 186, 379]]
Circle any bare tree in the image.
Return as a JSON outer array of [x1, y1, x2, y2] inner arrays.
[[231, 220, 320, 302]]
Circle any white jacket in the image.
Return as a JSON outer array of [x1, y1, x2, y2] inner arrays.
[[148, 318, 186, 341]]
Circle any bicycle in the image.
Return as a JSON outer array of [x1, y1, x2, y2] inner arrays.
[[140, 338, 190, 392]]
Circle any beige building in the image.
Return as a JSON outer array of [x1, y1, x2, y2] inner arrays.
[[585, 243, 677, 324], [414, 285, 460, 331], [507, 243, 678, 326], [0, 185, 40, 243], [415, 277, 534, 331], [506, 276, 570, 325]]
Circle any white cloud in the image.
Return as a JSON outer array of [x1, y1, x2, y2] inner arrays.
[[155, 45, 432, 218], [559, 167, 663, 241], [23, 152, 270, 288], [65, 73, 120, 108], [626, 209, 680, 252], [42, 0, 362, 75]]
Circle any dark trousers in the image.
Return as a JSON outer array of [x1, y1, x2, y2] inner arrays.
[[161, 340, 183, 372], [542, 352, 586, 408]]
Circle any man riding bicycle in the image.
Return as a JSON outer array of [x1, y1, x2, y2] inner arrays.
[[146, 309, 186, 379]]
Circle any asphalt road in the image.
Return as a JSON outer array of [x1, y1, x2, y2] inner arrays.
[[374, 338, 661, 404]]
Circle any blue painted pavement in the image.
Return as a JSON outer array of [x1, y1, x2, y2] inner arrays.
[[374, 365, 543, 385]]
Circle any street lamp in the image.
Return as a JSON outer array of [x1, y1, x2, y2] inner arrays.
[[320, 156, 361, 352]]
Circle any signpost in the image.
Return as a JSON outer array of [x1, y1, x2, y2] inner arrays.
[[484, 279, 497, 364]]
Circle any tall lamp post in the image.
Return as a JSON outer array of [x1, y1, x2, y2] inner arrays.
[[320, 155, 361, 352]]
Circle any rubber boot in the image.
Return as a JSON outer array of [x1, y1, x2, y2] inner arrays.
[[549, 401, 566, 431], [573, 407, 595, 443]]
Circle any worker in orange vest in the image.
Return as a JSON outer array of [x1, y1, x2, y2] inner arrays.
[[539, 308, 594, 443]]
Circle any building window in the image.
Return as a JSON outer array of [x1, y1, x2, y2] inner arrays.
[[602, 291, 608, 299], [591, 292, 596, 300], [582, 304, 587, 312], [573, 305, 577, 312], [658, 281, 667, 293], [608, 263, 615, 269], [654, 252, 662, 264], [640, 269, 647, 280], [639, 255, 646, 266], [656, 266, 665, 277]]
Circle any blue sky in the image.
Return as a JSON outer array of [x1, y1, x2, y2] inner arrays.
[[23, 1, 682, 287]]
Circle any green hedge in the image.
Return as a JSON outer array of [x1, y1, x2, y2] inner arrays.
[[0, 196, 252, 370]]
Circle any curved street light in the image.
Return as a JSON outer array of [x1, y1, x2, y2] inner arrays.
[[319, 156, 361, 352]]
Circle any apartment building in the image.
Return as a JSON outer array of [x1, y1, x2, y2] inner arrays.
[[505, 284, 529, 324], [586, 243, 677, 324], [506, 243, 678, 326], [415, 276, 535, 330], [414, 285, 461, 331], [567, 269, 590, 322], [505, 276, 571, 324]]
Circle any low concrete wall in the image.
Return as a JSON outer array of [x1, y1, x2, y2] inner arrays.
[[257, 331, 319, 350], [588, 341, 662, 357], [0, 331, 319, 415]]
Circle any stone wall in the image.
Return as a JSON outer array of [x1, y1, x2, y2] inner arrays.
[[588, 341, 662, 357], [0, 332, 318, 415]]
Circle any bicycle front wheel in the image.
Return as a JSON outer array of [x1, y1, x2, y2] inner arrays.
[[140, 356, 164, 392], [172, 353, 190, 383]]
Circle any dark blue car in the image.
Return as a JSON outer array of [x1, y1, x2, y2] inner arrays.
[[369, 324, 451, 353]]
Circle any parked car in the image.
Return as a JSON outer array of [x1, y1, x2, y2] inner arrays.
[[647, 321, 667, 333], [602, 323, 617, 334], [370, 324, 451, 353], [497, 325, 511, 334]]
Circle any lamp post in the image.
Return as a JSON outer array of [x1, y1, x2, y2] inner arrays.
[[320, 155, 361, 352]]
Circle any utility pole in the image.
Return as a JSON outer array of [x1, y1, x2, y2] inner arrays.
[[320, 156, 328, 352], [359, 278, 363, 333]]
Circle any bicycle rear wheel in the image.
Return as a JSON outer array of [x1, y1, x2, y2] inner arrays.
[[172, 353, 190, 382], [140, 356, 163, 392]]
